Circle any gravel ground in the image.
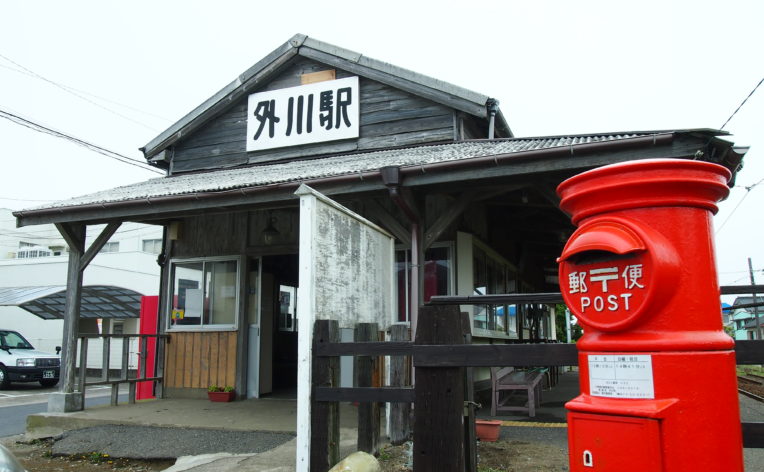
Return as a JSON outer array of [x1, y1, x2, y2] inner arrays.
[[52, 425, 295, 460]]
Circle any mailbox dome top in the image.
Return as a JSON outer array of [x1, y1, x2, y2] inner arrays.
[[557, 158, 730, 225]]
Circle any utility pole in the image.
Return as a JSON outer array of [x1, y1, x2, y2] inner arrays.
[[750, 257, 761, 340]]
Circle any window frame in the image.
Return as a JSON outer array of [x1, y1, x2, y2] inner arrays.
[[142, 238, 163, 254], [165, 256, 242, 332], [395, 242, 455, 324], [468, 235, 522, 339]]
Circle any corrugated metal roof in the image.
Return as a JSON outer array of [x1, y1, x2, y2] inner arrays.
[[30, 134, 649, 211], [0, 286, 143, 320]]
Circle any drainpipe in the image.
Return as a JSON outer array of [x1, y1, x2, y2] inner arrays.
[[486, 98, 499, 140], [380, 166, 421, 339]]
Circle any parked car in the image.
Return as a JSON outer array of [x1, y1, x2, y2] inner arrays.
[[0, 329, 60, 389]]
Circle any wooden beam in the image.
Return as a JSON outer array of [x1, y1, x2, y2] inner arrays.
[[423, 186, 522, 250], [314, 387, 415, 403], [423, 192, 476, 250], [534, 180, 562, 208], [79, 222, 121, 271], [55, 223, 84, 254], [363, 199, 410, 245], [413, 343, 579, 367]]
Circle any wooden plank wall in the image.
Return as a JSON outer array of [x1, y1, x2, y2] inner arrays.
[[164, 331, 238, 389], [170, 58, 456, 174]]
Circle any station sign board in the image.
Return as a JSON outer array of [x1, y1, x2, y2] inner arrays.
[[246, 76, 359, 152]]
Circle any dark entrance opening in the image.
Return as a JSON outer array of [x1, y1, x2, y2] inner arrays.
[[262, 254, 299, 396]]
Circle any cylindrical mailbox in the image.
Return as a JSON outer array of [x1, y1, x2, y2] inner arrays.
[[557, 159, 743, 471]]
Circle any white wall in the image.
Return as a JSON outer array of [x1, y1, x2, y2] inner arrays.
[[0, 210, 162, 365]]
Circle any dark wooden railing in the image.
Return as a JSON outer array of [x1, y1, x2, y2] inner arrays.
[[311, 289, 764, 471]]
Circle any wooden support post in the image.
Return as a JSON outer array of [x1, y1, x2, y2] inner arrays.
[[414, 305, 465, 472], [78, 337, 88, 395], [102, 337, 111, 381], [48, 223, 85, 412], [462, 312, 477, 472], [355, 322, 380, 454], [389, 324, 411, 445], [121, 337, 130, 381], [311, 320, 340, 472]]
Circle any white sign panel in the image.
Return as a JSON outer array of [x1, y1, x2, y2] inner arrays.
[[246, 76, 359, 152], [588, 354, 654, 399]]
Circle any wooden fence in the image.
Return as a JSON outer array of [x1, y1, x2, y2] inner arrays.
[[311, 303, 764, 472], [77, 333, 169, 405]]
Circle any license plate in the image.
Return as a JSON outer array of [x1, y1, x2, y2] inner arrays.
[[43, 370, 55, 379]]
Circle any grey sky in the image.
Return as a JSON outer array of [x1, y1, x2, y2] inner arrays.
[[1, 0, 761, 294]]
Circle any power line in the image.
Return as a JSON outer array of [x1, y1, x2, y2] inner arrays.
[[720, 75, 764, 130], [0, 52, 164, 131], [715, 175, 764, 235], [0, 61, 173, 123], [0, 107, 164, 175], [0, 196, 55, 203]]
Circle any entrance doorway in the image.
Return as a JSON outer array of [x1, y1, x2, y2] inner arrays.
[[255, 254, 299, 398]]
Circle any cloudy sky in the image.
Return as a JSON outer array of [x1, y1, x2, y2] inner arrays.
[[1, 0, 762, 295]]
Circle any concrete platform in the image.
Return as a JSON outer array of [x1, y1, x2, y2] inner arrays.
[[24, 371, 764, 471]]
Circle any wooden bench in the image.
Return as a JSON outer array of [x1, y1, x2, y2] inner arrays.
[[490, 367, 545, 417]]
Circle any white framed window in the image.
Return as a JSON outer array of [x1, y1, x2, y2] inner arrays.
[[142, 239, 162, 254], [100, 242, 120, 253], [167, 256, 240, 331]]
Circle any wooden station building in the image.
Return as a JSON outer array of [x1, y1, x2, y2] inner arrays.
[[14, 34, 746, 407]]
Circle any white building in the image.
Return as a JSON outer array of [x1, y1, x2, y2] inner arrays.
[[0, 208, 161, 367]]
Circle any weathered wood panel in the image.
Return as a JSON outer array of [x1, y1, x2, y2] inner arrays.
[[172, 212, 247, 258], [170, 58, 457, 174], [164, 331, 237, 389]]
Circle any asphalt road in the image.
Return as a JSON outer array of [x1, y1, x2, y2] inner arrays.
[[0, 384, 125, 438]]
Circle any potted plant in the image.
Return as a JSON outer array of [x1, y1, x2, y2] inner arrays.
[[207, 385, 235, 402], [475, 419, 502, 442]]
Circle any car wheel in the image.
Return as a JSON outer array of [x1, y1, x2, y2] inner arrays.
[[0, 365, 9, 389], [39, 379, 58, 388]]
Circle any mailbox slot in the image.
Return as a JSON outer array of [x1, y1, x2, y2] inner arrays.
[[568, 412, 663, 471]]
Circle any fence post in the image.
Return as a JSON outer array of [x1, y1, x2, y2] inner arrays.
[[389, 324, 411, 444], [311, 319, 340, 472], [414, 305, 465, 471], [355, 322, 380, 454], [461, 312, 477, 472]]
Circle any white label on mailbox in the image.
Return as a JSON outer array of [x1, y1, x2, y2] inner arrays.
[[588, 354, 654, 399]]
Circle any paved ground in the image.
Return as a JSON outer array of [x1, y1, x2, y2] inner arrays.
[[17, 371, 764, 471], [52, 425, 295, 460]]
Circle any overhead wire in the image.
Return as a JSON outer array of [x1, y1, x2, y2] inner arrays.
[[0, 107, 164, 175], [720, 76, 764, 130], [0, 61, 173, 124], [0, 52, 165, 131]]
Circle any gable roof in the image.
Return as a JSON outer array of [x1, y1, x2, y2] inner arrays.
[[140, 34, 511, 160]]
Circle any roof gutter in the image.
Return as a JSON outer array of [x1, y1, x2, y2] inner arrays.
[[15, 133, 675, 224]]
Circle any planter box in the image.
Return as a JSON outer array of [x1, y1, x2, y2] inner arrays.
[[207, 391, 235, 402], [475, 419, 502, 442]]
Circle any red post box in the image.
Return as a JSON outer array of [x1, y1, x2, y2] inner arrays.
[[557, 159, 743, 471]]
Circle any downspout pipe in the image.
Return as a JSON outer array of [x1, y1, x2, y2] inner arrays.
[[380, 166, 421, 338], [486, 98, 500, 140]]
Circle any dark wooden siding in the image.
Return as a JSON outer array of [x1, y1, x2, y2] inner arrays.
[[172, 212, 247, 258], [170, 58, 456, 174]]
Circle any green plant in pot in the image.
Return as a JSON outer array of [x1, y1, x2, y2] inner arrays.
[[207, 385, 235, 402]]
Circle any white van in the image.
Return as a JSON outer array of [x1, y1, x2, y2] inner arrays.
[[0, 329, 60, 389]]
